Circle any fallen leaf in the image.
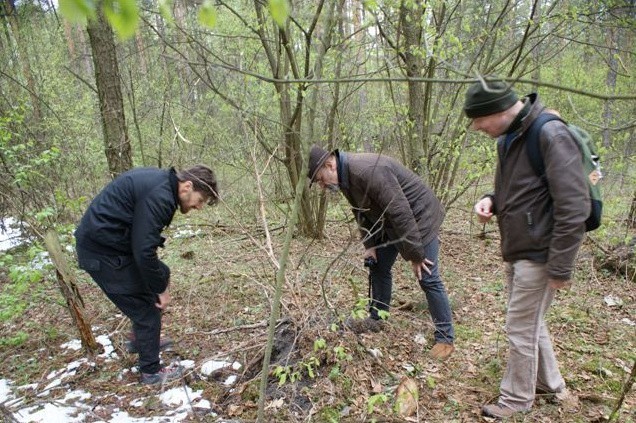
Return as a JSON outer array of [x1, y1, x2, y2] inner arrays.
[[265, 397, 285, 410], [394, 376, 418, 418]]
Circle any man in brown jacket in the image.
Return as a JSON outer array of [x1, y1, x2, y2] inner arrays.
[[466, 78, 587, 418], [308, 146, 455, 360]]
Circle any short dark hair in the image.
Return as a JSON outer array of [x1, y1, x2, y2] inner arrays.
[[177, 165, 219, 205]]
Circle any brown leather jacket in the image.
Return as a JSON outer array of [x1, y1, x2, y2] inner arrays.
[[336, 151, 444, 262], [492, 94, 589, 280]]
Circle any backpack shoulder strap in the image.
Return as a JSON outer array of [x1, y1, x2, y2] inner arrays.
[[525, 113, 564, 176]]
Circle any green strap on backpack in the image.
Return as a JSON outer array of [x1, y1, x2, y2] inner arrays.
[[525, 113, 603, 231]]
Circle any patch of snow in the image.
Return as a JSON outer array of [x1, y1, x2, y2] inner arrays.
[[201, 359, 232, 375], [14, 401, 87, 423], [179, 359, 196, 369], [223, 375, 238, 386], [0, 217, 24, 251], [61, 339, 82, 351], [621, 317, 635, 326], [604, 295, 623, 307], [29, 251, 52, 270], [4, 331, 224, 423], [173, 228, 202, 239], [413, 333, 428, 346], [96, 334, 115, 358], [194, 399, 211, 409], [0, 379, 15, 403]]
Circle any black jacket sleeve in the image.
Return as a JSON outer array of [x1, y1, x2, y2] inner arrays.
[[130, 183, 176, 294]]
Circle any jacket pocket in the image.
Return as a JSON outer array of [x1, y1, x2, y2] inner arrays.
[[101, 255, 134, 270], [78, 258, 100, 272]]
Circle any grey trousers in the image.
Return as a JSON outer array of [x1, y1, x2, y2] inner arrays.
[[499, 260, 566, 411]]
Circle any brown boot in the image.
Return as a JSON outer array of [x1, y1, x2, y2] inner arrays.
[[429, 343, 454, 360], [481, 403, 519, 419]]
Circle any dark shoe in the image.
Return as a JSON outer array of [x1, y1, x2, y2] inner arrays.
[[429, 343, 455, 360], [482, 403, 518, 419], [344, 316, 384, 334], [140, 365, 183, 385], [125, 337, 174, 354]]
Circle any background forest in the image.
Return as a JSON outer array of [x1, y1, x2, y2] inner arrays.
[[0, 0, 635, 422]]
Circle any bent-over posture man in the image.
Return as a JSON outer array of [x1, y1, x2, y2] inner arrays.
[[308, 146, 455, 360], [75, 165, 218, 384], [466, 78, 586, 418]]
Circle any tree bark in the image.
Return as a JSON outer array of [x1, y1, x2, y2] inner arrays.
[[44, 231, 100, 356], [86, 2, 133, 177], [398, 0, 425, 174], [2, 0, 42, 124]]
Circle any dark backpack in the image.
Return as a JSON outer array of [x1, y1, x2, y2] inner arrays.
[[526, 113, 603, 231]]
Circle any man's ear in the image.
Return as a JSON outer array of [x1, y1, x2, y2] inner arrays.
[[178, 180, 193, 194], [325, 155, 337, 170]]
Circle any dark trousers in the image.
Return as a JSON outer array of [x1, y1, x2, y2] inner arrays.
[[368, 237, 454, 344], [77, 247, 162, 374], [104, 292, 162, 373]]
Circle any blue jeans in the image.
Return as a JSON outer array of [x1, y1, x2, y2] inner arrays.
[[368, 237, 454, 344]]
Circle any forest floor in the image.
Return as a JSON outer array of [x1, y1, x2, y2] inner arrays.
[[0, 207, 634, 422]]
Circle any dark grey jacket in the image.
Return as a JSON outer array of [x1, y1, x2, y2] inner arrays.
[[75, 167, 179, 294], [492, 94, 589, 280], [337, 151, 444, 262]]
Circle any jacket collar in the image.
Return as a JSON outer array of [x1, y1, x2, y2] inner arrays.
[[336, 150, 350, 190], [169, 167, 179, 208]]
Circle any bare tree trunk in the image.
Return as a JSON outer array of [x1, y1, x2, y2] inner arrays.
[[86, 2, 133, 177], [603, 16, 618, 148], [629, 190, 636, 228], [398, 0, 425, 173], [2, 0, 42, 124], [44, 231, 100, 356], [252, 0, 326, 237]]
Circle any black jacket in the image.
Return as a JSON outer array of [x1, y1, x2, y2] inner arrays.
[[75, 167, 179, 294]]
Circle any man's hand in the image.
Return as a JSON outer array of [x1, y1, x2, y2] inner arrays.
[[156, 290, 171, 310], [474, 197, 494, 224], [364, 248, 377, 261], [411, 258, 434, 281], [548, 278, 571, 290]]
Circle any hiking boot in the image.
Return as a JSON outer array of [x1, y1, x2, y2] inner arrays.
[[125, 336, 174, 354], [429, 343, 454, 360], [344, 316, 384, 334], [140, 365, 183, 385], [482, 403, 519, 419]]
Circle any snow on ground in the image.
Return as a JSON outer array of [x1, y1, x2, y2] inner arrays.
[[0, 332, 240, 422], [0, 217, 23, 251]]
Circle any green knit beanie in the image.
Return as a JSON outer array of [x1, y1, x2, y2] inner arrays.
[[463, 79, 519, 118]]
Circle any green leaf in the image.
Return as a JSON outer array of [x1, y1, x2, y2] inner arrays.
[[102, 0, 140, 40], [362, 0, 378, 11], [268, 0, 290, 28], [159, 0, 174, 27], [198, 1, 218, 29], [59, 0, 96, 24]]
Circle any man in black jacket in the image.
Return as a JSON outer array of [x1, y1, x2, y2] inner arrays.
[[75, 165, 218, 385]]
